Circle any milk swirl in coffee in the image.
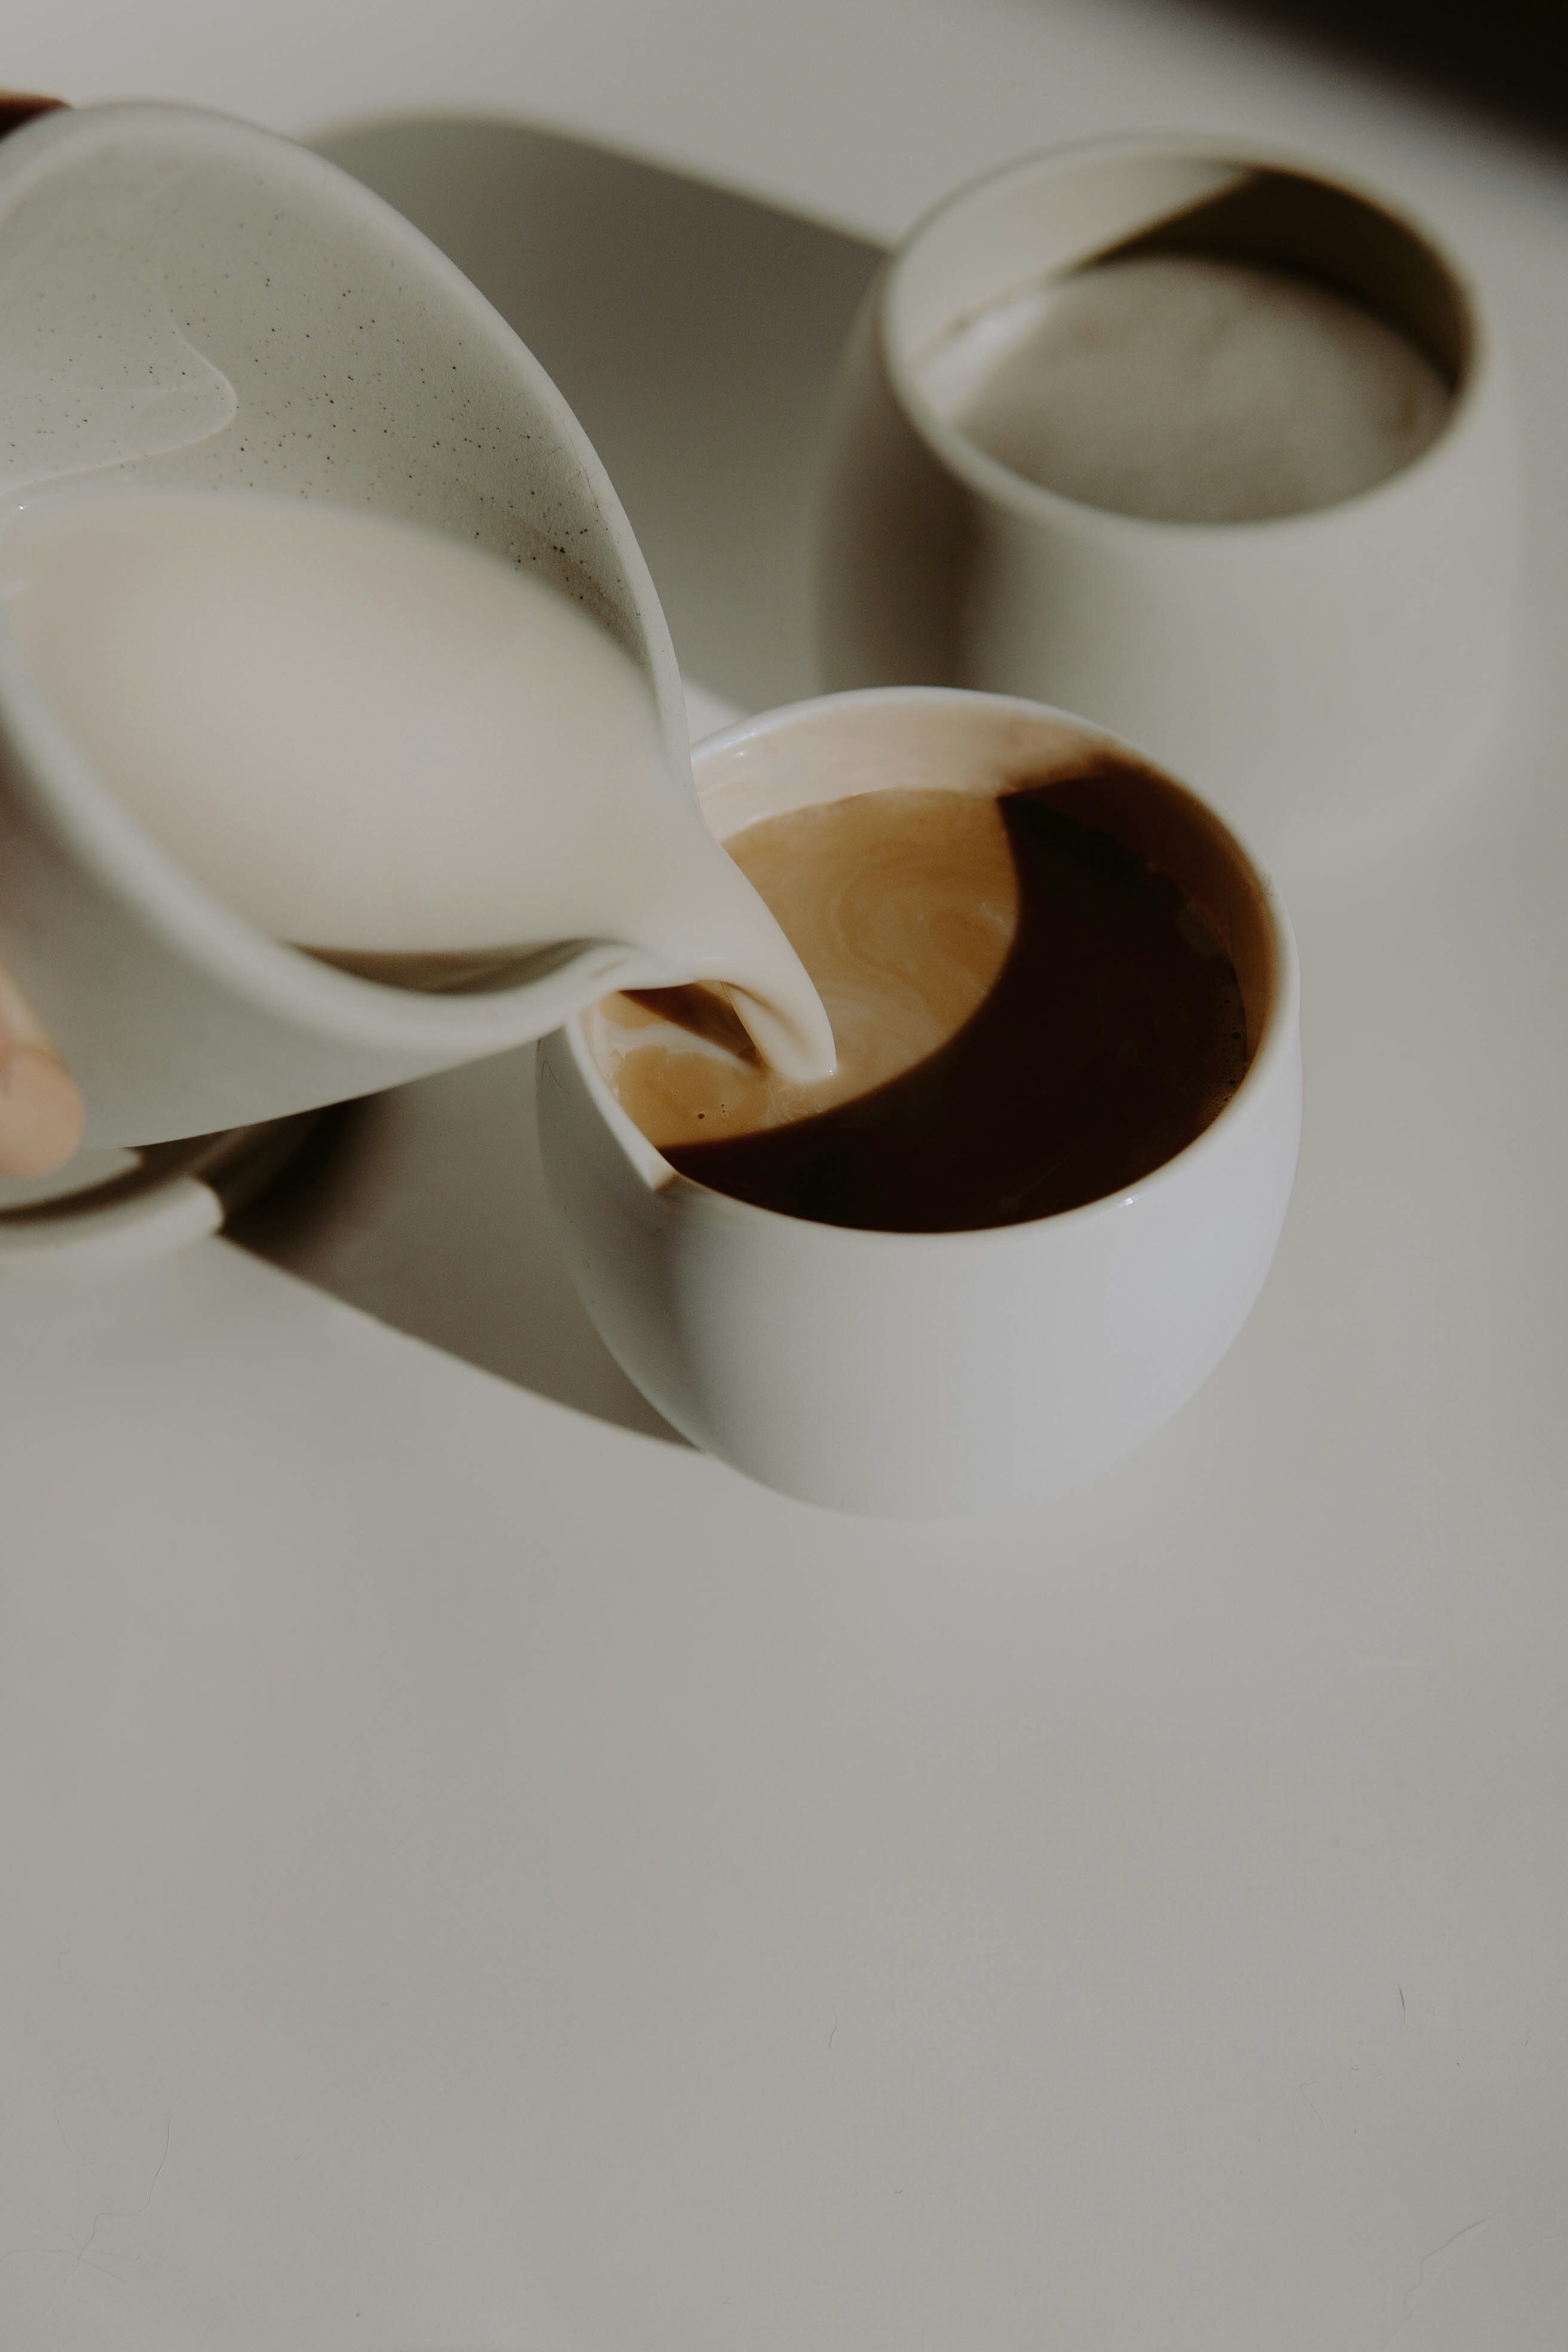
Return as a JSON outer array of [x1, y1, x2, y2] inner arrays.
[[0, 488, 835, 1083], [593, 767, 1257, 1233], [915, 250, 1451, 524]]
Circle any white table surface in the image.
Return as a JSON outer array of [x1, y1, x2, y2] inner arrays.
[[4, 4, 1567, 2347]]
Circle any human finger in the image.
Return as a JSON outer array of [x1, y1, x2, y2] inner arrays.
[[0, 961, 86, 1178]]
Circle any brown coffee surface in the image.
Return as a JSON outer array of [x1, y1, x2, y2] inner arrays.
[[595, 774, 1251, 1232]]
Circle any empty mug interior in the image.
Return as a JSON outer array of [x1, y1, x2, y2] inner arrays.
[[889, 146, 1475, 503], [0, 103, 684, 1009]]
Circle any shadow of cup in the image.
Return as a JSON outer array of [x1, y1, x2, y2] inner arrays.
[[235, 1046, 682, 1445]]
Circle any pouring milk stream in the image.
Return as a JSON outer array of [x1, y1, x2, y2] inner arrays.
[[0, 488, 837, 1087]]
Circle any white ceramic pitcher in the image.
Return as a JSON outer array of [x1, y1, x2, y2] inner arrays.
[[0, 100, 691, 1147]]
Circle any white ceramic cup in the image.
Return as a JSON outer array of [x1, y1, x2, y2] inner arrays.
[[816, 136, 1518, 875], [537, 687, 1302, 1518], [0, 101, 688, 1148]]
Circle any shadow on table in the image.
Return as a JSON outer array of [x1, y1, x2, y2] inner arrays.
[[232, 1048, 682, 1443], [237, 117, 880, 1437]]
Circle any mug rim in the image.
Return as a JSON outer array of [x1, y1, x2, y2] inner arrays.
[[0, 99, 688, 1059], [559, 684, 1301, 1252], [878, 129, 1494, 544]]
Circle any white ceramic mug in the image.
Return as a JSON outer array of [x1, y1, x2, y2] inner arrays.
[[537, 687, 1302, 1517], [816, 136, 1518, 875], [0, 101, 688, 1147]]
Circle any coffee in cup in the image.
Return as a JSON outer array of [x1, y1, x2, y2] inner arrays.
[[591, 758, 1263, 1232], [538, 689, 1301, 1517]]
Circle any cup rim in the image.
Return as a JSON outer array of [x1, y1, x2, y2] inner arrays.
[[559, 684, 1301, 1251], [878, 130, 1494, 543], [0, 99, 694, 1059]]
